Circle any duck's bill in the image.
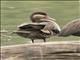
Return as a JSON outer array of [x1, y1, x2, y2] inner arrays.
[[47, 16, 55, 21], [41, 29, 50, 34]]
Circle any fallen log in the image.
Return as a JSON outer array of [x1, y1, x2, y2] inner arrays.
[[1, 41, 80, 60]]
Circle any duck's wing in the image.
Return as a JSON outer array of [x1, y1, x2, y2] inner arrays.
[[18, 23, 46, 31], [59, 19, 80, 36], [13, 22, 45, 35]]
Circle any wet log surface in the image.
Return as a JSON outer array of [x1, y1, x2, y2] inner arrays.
[[1, 41, 80, 60]]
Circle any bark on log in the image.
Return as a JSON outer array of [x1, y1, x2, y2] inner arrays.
[[1, 41, 80, 60]]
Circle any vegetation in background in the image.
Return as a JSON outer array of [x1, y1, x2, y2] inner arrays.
[[1, 1, 80, 46]]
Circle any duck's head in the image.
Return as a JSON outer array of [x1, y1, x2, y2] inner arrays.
[[30, 12, 55, 22]]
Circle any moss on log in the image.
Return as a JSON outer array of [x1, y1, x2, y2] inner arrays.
[[1, 41, 80, 60]]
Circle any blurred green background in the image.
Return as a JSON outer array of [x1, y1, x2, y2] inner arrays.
[[1, 1, 80, 46]]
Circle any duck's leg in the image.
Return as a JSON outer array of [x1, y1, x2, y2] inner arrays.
[[43, 38, 46, 42], [31, 39, 34, 43]]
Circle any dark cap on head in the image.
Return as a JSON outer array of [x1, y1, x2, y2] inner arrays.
[[30, 12, 47, 22]]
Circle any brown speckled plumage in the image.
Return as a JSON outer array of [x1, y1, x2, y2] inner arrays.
[[13, 12, 61, 43], [59, 18, 80, 36]]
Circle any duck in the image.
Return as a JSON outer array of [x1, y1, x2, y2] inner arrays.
[[59, 18, 80, 36], [13, 12, 61, 43]]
